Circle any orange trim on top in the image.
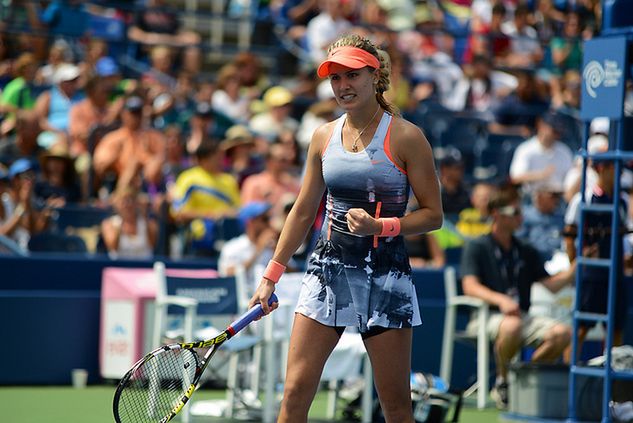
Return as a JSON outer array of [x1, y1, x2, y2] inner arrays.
[[320, 121, 338, 157], [373, 201, 382, 248], [383, 119, 407, 175]]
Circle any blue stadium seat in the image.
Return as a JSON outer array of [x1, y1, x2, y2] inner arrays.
[[28, 232, 88, 253]]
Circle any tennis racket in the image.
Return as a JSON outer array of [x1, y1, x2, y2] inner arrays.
[[113, 293, 278, 423]]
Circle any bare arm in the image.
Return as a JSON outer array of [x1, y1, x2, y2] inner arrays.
[[462, 274, 520, 316], [248, 122, 329, 312], [93, 133, 121, 177], [540, 260, 576, 293]]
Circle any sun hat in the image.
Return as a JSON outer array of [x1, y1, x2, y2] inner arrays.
[[317, 46, 381, 78], [263, 86, 294, 108], [220, 125, 255, 151], [54, 63, 81, 84]]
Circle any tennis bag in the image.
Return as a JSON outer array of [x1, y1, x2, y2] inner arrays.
[[343, 372, 463, 423]]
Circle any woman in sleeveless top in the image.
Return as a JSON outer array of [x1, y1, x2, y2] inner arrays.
[[101, 186, 158, 259], [248, 34, 442, 423]]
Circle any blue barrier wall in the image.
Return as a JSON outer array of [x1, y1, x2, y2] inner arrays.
[[0, 255, 631, 388]]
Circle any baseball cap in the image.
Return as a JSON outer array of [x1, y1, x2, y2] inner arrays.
[[9, 158, 35, 179], [317, 46, 381, 78], [590, 117, 610, 136], [238, 202, 272, 226], [263, 86, 293, 108], [124, 96, 144, 112], [54, 63, 80, 83], [95, 56, 120, 77], [435, 146, 463, 167], [540, 110, 564, 132]]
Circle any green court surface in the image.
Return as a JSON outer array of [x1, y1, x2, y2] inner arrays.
[[0, 385, 500, 422]]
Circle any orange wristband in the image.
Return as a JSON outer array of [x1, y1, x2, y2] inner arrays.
[[379, 217, 401, 237], [263, 260, 286, 283]]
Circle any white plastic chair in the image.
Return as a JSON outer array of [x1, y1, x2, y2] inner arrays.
[[440, 266, 490, 410], [152, 261, 260, 420]]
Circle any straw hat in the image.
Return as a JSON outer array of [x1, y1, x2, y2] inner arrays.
[[220, 125, 255, 152], [39, 143, 75, 169]]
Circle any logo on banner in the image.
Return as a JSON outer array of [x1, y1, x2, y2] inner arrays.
[[583, 59, 623, 98]]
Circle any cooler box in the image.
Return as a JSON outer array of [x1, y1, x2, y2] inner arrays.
[[508, 363, 602, 421]]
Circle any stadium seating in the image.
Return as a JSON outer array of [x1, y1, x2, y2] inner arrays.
[[28, 231, 88, 253]]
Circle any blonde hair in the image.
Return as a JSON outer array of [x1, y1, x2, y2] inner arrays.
[[327, 34, 399, 116]]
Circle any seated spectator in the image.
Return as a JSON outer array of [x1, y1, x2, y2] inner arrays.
[[170, 140, 240, 254], [211, 63, 252, 125], [404, 232, 445, 269], [516, 183, 565, 262], [456, 181, 497, 239], [127, 0, 201, 73], [1, 159, 50, 251], [152, 71, 196, 130], [141, 45, 176, 96], [490, 69, 550, 137], [509, 111, 574, 198], [34, 143, 81, 206], [249, 86, 299, 142], [34, 63, 84, 148], [68, 74, 119, 157], [549, 11, 583, 78], [305, 0, 352, 65], [100, 186, 158, 259], [0, 110, 45, 166], [0, 53, 38, 116], [501, 4, 544, 69], [563, 143, 628, 362], [93, 95, 166, 188], [460, 185, 575, 410], [185, 102, 218, 155], [436, 147, 471, 216], [220, 124, 262, 187], [35, 39, 72, 86], [240, 143, 301, 222], [218, 202, 277, 289]]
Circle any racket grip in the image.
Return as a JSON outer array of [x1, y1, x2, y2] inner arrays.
[[229, 293, 278, 335]]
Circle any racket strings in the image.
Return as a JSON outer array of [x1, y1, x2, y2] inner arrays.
[[116, 348, 199, 422]]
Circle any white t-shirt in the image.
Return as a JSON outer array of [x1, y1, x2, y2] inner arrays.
[[509, 136, 574, 195], [218, 234, 273, 296]]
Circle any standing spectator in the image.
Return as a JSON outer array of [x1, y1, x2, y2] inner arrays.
[[249, 86, 299, 142], [461, 186, 575, 410], [241, 143, 301, 222], [509, 111, 574, 197], [34, 63, 83, 148], [100, 186, 158, 259], [93, 96, 166, 187], [516, 183, 566, 262], [436, 147, 471, 216], [563, 145, 628, 362]]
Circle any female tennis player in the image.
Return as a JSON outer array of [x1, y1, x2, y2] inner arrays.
[[248, 34, 443, 422]]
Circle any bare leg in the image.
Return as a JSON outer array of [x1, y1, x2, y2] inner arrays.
[[364, 328, 414, 423], [532, 323, 571, 362], [277, 314, 341, 423], [563, 325, 590, 364], [495, 316, 523, 379]]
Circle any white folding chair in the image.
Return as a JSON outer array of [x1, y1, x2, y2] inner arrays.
[[152, 261, 260, 420], [440, 266, 490, 410]]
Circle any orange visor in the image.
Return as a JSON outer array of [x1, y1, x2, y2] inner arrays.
[[317, 46, 380, 78]]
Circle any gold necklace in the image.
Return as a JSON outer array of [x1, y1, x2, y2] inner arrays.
[[346, 106, 381, 152]]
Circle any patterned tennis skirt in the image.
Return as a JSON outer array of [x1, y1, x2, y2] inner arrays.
[[295, 229, 422, 333]]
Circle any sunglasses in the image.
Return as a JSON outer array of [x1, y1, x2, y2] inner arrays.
[[497, 205, 522, 217]]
